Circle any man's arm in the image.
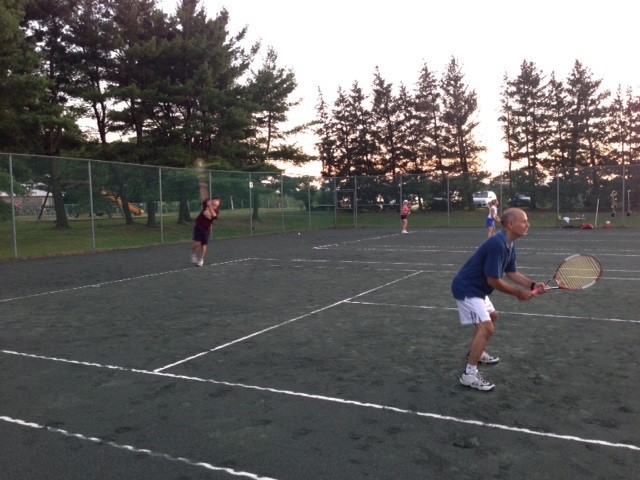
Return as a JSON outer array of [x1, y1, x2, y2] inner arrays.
[[198, 182, 209, 203], [487, 275, 535, 301]]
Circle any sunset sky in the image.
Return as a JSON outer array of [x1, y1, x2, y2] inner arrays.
[[159, 0, 639, 175]]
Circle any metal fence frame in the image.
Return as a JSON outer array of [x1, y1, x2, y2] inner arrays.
[[1, 152, 639, 259]]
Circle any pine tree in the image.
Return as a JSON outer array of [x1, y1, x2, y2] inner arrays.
[[67, 0, 119, 145], [564, 60, 611, 207], [246, 47, 299, 165], [315, 89, 338, 176], [439, 57, 485, 209], [370, 67, 400, 175], [0, 0, 46, 150], [543, 72, 571, 172], [564, 60, 610, 168], [413, 63, 443, 174], [23, 0, 85, 228], [500, 60, 548, 207]]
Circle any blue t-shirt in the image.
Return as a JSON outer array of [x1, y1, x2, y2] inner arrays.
[[451, 230, 516, 300]]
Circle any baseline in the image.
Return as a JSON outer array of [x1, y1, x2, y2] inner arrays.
[[1, 414, 278, 480], [2, 349, 638, 453]]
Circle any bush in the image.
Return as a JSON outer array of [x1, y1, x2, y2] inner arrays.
[[0, 201, 12, 221]]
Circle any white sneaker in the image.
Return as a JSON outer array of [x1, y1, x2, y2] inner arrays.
[[401, 230, 408, 234], [479, 352, 500, 365], [197, 259, 204, 267], [459, 371, 494, 391], [466, 351, 500, 365], [191, 254, 198, 264]]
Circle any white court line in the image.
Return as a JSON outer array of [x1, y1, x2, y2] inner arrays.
[[356, 246, 640, 257], [255, 257, 458, 268], [345, 301, 640, 324], [250, 258, 640, 276], [153, 271, 424, 372], [0, 414, 278, 480], [313, 232, 408, 250], [0, 258, 253, 303], [2, 349, 639, 453]]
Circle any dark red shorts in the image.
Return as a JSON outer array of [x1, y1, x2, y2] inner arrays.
[[192, 225, 211, 245]]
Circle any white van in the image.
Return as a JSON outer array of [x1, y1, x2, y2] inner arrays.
[[472, 190, 497, 208]]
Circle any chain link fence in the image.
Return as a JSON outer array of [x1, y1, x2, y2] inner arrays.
[[1, 152, 638, 259]]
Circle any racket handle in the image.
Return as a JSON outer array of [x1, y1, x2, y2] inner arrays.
[[531, 287, 558, 296]]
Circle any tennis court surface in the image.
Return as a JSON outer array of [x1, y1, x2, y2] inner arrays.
[[1, 227, 638, 479]]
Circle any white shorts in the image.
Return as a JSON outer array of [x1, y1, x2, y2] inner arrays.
[[455, 296, 495, 325]]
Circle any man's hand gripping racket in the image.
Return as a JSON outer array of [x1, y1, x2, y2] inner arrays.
[[532, 254, 602, 296]]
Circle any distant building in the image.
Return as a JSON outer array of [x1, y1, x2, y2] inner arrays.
[[0, 184, 55, 214]]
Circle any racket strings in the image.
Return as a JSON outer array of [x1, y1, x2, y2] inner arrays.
[[554, 255, 602, 289]]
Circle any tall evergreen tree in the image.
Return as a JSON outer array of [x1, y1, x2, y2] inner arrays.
[[413, 63, 443, 173], [326, 84, 376, 176], [246, 47, 298, 162], [108, 0, 171, 150], [345, 81, 377, 175], [370, 67, 400, 175], [564, 60, 611, 207], [315, 89, 337, 175], [498, 73, 516, 174], [564, 60, 610, 168], [439, 57, 485, 209], [394, 83, 419, 173], [500, 60, 548, 207], [23, 0, 85, 228], [505, 61, 547, 169], [67, 0, 118, 145], [607, 86, 637, 166], [0, 0, 47, 151], [543, 72, 570, 172]]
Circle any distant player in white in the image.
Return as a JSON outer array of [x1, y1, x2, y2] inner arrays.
[[486, 198, 500, 237]]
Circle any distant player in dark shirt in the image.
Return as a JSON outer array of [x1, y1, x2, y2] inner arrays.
[[191, 182, 220, 267]]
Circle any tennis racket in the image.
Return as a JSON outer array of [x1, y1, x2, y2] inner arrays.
[[195, 158, 207, 184], [533, 254, 602, 295]]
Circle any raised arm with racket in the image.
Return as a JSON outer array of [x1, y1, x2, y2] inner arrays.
[[533, 254, 602, 295]]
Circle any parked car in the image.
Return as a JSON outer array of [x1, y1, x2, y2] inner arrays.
[[510, 193, 531, 207], [429, 191, 462, 210], [472, 190, 497, 208]]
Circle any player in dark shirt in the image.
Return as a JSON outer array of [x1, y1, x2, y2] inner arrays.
[[191, 182, 220, 267]]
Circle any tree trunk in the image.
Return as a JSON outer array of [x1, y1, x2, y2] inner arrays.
[[146, 201, 157, 227], [49, 158, 69, 229], [177, 199, 191, 224]]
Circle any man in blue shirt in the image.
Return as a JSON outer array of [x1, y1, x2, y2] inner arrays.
[[451, 208, 549, 391]]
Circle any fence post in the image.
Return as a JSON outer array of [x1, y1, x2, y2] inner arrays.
[[9, 154, 18, 259], [307, 175, 311, 230], [249, 172, 253, 235], [281, 173, 285, 232], [354, 175, 358, 228], [159, 167, 164, 243], [333, 177, 337, 228], [446, 174, 451, 226], [621, 164, 626, 227], [556, 169, 560, 220], [88, 160, 96, 251]]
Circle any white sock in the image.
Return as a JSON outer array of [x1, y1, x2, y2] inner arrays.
[[465, 364, 477, 375]]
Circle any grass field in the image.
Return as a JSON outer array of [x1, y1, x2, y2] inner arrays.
[[1, 206, 637, 260]]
